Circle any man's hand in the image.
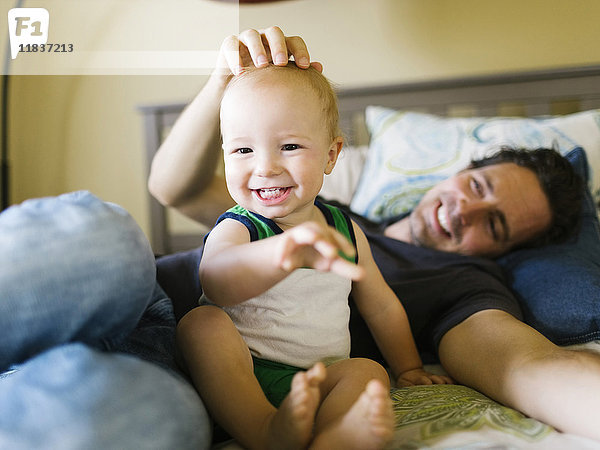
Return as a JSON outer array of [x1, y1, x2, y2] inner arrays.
[[396, 368, 454, 387], [216, 26, 323, 76], [277, 222, 364, 281]]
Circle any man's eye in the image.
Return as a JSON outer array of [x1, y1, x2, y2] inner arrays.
[[236, 148, 253, 154], [471, 178, 484, 197], [282, 144, 300, 151]]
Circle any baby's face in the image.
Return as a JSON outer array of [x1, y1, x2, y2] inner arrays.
[[220, 77, 340, 224]]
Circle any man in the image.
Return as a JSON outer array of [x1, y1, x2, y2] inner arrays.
[[148, 27, 600, 441]]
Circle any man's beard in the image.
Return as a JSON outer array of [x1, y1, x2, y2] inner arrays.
[[408, 199, 463, 252], [408, 211, 426, 248]]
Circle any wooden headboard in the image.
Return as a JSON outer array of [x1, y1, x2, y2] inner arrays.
[[139, 65, 600, 254]]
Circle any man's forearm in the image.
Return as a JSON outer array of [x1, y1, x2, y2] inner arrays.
[[148, 72, 230, 210]]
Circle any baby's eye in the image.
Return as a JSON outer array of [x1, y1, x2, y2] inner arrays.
[[282, 144, 300, 151], [236, 148, 253, 154]]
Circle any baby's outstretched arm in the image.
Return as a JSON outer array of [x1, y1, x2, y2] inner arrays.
[[200, 219, 364, 306], [350, 222, 454, 386]]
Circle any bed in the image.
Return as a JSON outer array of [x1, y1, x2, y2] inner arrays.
[[139, 65, 600, 449]]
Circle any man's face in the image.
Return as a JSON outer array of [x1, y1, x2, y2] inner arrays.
[[408, 163, 552, 258]]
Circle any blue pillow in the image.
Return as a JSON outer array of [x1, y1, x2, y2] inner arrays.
[[497, 147, 600, 345]]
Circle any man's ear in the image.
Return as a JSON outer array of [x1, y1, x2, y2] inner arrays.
[[325, 136, 344, 175]]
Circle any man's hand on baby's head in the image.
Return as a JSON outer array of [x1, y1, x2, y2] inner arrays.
[[277, 222, 364, 281], [217, 26, 322, 77]]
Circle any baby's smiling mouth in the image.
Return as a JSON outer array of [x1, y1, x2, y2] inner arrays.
[[255, 187, 291, 200]]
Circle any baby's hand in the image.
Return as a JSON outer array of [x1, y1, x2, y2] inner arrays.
[[396, 368, 454, 387], [277, 221, 364, 281]]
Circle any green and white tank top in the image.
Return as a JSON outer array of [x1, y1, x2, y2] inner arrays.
[[200, 201, 357, 368]]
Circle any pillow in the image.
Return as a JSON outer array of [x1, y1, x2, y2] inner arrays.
[[350, 107, 600, 222], [390, 384, 600, 448], [319, 145, 369, 204], [497, 147, 600, 345]]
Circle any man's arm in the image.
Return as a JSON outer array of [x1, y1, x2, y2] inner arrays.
[[351, 222, 453, 386], [147, 73, 231, 224], [148, 27, 318, 225]]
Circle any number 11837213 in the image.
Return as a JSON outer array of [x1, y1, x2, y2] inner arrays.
[[18, 43, 73, 53]]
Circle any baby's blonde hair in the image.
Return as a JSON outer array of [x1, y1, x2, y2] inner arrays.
[[223, 62, 341, 141]]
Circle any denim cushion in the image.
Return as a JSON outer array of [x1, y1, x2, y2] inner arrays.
[[156, 247, 204, 322], [497, 147, 600, 345]]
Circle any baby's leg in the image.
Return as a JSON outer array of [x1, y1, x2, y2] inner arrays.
[[311, 358, 394, 450], [177, 306, 324, 450]]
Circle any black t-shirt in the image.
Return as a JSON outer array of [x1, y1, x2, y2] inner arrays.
[[330, 202, 522, 364]]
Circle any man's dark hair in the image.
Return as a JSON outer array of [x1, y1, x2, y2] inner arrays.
[[469, 146, 584, 249]]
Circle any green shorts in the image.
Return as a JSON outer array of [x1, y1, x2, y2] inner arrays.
[[252, 357, 303, 408]]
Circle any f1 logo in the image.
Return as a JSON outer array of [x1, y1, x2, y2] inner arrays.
[[7, 8, 49, 60]]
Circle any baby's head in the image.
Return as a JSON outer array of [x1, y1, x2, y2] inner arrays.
[[219, 64, 344, 220], [221, 63, 341, 140]]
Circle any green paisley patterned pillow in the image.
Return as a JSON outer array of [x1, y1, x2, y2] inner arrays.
[[388, 385, 597, 448]]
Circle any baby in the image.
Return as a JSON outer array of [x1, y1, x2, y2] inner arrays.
[[176, 63, 450, 450]]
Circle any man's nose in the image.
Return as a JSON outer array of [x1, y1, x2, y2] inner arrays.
[[455, 199, 491, 225]]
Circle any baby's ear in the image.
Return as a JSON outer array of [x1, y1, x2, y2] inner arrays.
[[325, 137, 344, 175]]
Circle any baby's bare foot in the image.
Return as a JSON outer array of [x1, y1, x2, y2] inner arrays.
[[267, 362, 326, 450], [311, 379, 394, 450]]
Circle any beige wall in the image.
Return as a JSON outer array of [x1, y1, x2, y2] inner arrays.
[[4, 0, 600, 237]]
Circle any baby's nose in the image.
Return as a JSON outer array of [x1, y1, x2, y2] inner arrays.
[[255, 154, 283, 176]]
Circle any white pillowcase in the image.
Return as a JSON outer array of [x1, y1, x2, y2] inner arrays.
[[349, 107, 600, 222], [319, 145, 368, 205]]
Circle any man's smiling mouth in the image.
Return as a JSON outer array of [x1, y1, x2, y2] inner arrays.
[[437, 204, 451, 236]]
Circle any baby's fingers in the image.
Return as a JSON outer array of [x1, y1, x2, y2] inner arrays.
[[298, 224, 357, 263], [277, 233, 304, 271], [288, 223, 334, 250], [430, 374, 454, 385], [278, 223, 363, 279], [329, 228, 357, 261], [330, 257, 365, 281], [313, 238, 339, 260]]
